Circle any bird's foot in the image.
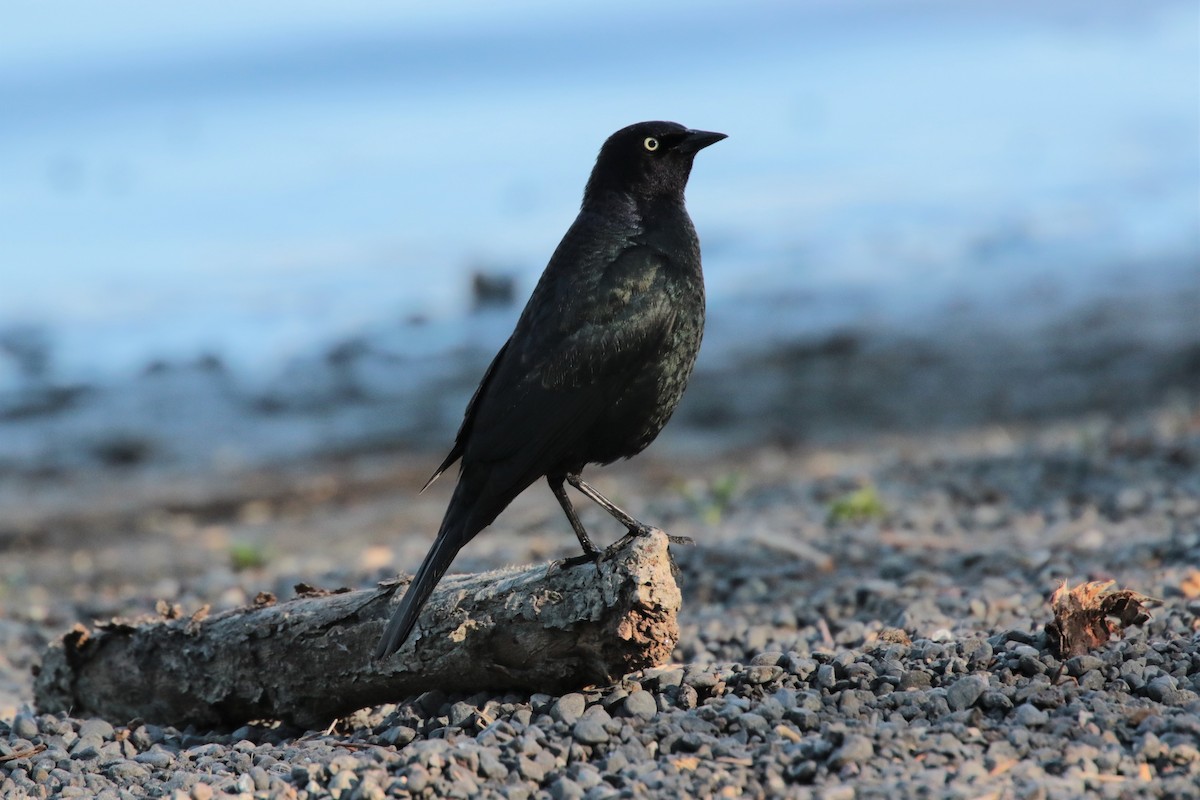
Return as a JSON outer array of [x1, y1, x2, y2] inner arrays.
[[558, 528, 693, 565], [558, 550, 603, 570], [602, 524, 661, 556]]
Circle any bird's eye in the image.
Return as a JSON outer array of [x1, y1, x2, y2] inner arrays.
[[643, 137, 659, 152]]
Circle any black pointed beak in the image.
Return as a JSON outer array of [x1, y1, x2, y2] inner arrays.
[[677, 129, 727, 154]]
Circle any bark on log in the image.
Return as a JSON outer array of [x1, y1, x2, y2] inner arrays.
[[33, 530, 681, 730]]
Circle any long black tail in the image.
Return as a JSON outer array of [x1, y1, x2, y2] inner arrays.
[[374, 524, 465, 660]]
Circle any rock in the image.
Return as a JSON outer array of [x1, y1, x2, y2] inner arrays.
[[622, 691, 658, 720], [1066, 654, 1104, 677], [947, 675, 987, 711], [650, 668, 685, 690], [12, 713, 39, 739], [78, 718, 115, 741], [517, 756, 545, 783], [549, 776, 585, 800], [552, 694, 587, 725], [106, 762, 150, 781], [572, 719, 610, 746], [828, 735, 874, 768], [746, 665, 784, 685], [1013, 703, 1049, 727]]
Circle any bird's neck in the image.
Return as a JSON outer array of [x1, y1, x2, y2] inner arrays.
[[581, 189, 684, 223]]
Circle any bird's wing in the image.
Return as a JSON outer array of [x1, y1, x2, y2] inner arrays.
[[464, 245, 677, 480], [421, 338, 512, 492]]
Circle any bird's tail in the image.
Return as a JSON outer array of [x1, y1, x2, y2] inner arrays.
[[373, 522, 466, 661]]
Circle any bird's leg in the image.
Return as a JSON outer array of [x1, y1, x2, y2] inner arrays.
[[548, 476, 602, 566], [567, 473, 696, 550], [566, 473, 655, 537]]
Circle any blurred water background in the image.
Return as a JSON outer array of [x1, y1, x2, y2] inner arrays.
[[1, 0, 1197, 476]]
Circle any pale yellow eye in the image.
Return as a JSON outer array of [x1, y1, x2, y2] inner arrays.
[[643, 137, 659, 152]]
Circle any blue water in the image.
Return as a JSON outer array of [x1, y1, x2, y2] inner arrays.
[[1, 0, 1197, 396]]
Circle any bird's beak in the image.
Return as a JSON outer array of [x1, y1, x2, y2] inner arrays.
[[677, 129, 727, 154]]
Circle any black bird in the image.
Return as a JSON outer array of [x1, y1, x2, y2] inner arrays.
[[375, 121, 725, 660]]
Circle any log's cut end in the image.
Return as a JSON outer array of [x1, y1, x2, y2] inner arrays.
[[614, 533, 683, 666], [33, 530, 683, 730]]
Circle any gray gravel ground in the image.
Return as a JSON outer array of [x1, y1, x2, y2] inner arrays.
[[3, 400, 1200, 799]]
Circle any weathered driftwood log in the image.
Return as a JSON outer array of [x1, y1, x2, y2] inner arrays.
[[34, 531, 681, 730]]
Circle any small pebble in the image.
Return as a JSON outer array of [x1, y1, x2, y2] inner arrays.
[[947, 675, 988, 711], [552, 694, 587, 725], [622, 691, 658, 720], [572, 719, 610, 745], [1013, 703, 1049, 727], [12, 713, 39, 739], [829, 735, 874, 768]]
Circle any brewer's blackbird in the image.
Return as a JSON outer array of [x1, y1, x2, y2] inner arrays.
[[375, 121, 725, 660]]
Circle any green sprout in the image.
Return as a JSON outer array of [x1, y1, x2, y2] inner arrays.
[[680, 472, 742, 524], [229, 541, 269, 572], [827, 484, 888, 524]]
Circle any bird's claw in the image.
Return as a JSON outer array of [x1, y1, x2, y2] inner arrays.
[[557, 549, 603, 570], [598, 525, 651, 556]]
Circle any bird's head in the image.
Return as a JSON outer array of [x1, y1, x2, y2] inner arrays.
[[584, 121, 726, 204]]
